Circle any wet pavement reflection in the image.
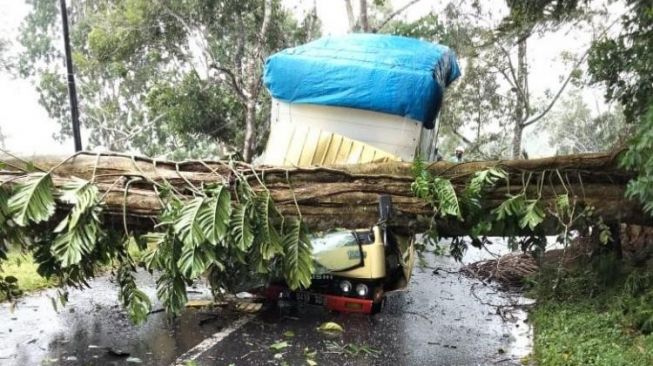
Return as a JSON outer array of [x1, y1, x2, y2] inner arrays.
[[0, 272, 236, 366]]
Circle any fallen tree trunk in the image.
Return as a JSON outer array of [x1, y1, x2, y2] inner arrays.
[[0, 150, 649, 235]]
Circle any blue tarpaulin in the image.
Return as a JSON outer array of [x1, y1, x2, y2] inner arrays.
[[263, 33, 460, 129]]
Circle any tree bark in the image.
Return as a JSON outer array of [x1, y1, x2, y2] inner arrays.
[[512, 35, 529, 158], [359, 0, 369, 32], [242, 99, 257, 162], [1, 150, 649, 236]]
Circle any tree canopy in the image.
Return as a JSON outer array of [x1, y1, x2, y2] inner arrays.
[[18, 0, 319, 160]]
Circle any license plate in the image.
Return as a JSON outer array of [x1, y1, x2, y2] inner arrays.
[[294, 291, 326, 306]]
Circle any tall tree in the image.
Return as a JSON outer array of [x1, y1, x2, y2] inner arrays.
[[386, 3, 515, 159], [546, 91, 629, 155], [588, 0, 653, 214], [18, 0, 319, 160], [500, 0, 592, 158], [344, 0, 423, 33]]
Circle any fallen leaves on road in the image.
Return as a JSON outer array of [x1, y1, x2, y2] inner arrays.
[[317, 321, 344, 333], [269, 341, 289, 351]]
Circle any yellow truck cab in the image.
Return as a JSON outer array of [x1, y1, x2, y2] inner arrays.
[[260, 33, 460, 313]]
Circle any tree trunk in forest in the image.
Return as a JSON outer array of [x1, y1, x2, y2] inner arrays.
[[359, 0, 369, 32], [242, 99, 257, 162], [512, 34, 529, 159], [1, 150, 649, 236]]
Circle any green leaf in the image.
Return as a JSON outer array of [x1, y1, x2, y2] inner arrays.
[[256, 192, 283, 260], [519, 200, 545, 231], [317, 321, 344, 333], [270, 341, 289, 351], [50, 178, 102, 267], [493, 194, 526, 220], [117, 265, 152, 324], [51, 213, 100, 267], [177, 243, 216, 279], [282, 219, 313, 290], [8, 172, 56, 226], [204, 186, 231, 245], [156, 273, 187, 316], [174, 197, 207, 248], [229, 201, 254, 251], [59, 178, 98, 230], [433, 177, 461, 218]]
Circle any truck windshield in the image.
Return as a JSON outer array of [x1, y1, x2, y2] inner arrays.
[[311, 231, 364, 273]]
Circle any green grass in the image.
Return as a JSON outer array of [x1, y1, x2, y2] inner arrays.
[[531, 260, 653, 366], [0, 251, 56, 301], [533, 297, 653, 366], [0, 240, 146, 302]]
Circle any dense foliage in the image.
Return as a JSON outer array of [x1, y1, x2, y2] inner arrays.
[[18, 0, 319, 160], [587, 0, 653, 215], [532, 260, 653, 365], [0, 161, 313, 323]]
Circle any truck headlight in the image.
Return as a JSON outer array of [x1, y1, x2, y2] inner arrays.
[[356, 283, 369, 297], [339, 280, 352, 293]]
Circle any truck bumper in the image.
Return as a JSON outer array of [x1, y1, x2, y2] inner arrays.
[[265, 285, 375, 314]]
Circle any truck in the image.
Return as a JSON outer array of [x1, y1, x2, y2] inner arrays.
[[260, 33, 460, 313]]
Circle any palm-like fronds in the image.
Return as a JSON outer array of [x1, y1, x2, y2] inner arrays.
[[229, 201, 254, 251], [177, 242, 217, 278], [51, 178, 102, 267], [117, 264, 151, 324], [173, 197, 206, 248], [8, 173, 55, 226], [156, 272, 187, 316], [433, 177, 461, 218], [256, 192, 283, 260], [282, 218, 313, 290], [204, 186, 231, 245]]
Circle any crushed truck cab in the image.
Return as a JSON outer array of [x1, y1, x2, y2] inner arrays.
[[261, 34, 460, 314]]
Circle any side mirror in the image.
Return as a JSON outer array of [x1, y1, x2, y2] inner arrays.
[[378, 195, 393, 223]]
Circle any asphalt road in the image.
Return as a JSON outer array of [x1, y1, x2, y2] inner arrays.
[[0, 244, 531, 366], [184, 250, 531, 366]]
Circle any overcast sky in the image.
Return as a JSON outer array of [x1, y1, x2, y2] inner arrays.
[[0, 0, 620, 157]]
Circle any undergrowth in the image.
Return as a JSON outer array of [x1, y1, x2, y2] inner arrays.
[[530, 255, 653, 366]]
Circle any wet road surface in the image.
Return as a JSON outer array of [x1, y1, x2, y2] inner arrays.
[[1, 243, 532, 366], [0, 272, 237, 366], [186, 249, 531, 366]]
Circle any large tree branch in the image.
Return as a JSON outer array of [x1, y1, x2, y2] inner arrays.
[[521, 47, 591, 128], [374, 0, 423, 32], [497, 45, 528, 105], [211, 65, 247, 102], [0, 150, 645, 235]]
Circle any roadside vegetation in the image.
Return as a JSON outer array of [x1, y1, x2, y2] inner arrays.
[[0, 242, 145, 302], [0, 250, 55, 301], [530, 254, 653, 365]]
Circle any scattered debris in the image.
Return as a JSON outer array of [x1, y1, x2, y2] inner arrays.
[[317, 321, 344, 333], [235, 302, 263, 313], [462, 253, 538, 288], [269, 341, 289, 351]]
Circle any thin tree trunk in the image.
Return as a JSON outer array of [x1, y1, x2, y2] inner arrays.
[[344, 0, 356, 32], [512, 35, 529, 158], [359, 0, 369, 32], [243, 99, 257, 162]]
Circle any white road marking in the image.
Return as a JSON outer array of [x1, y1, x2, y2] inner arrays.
[[171, 314, 256, 365]]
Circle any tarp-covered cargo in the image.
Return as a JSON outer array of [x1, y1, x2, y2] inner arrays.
[[263, 33, 460, 129]]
